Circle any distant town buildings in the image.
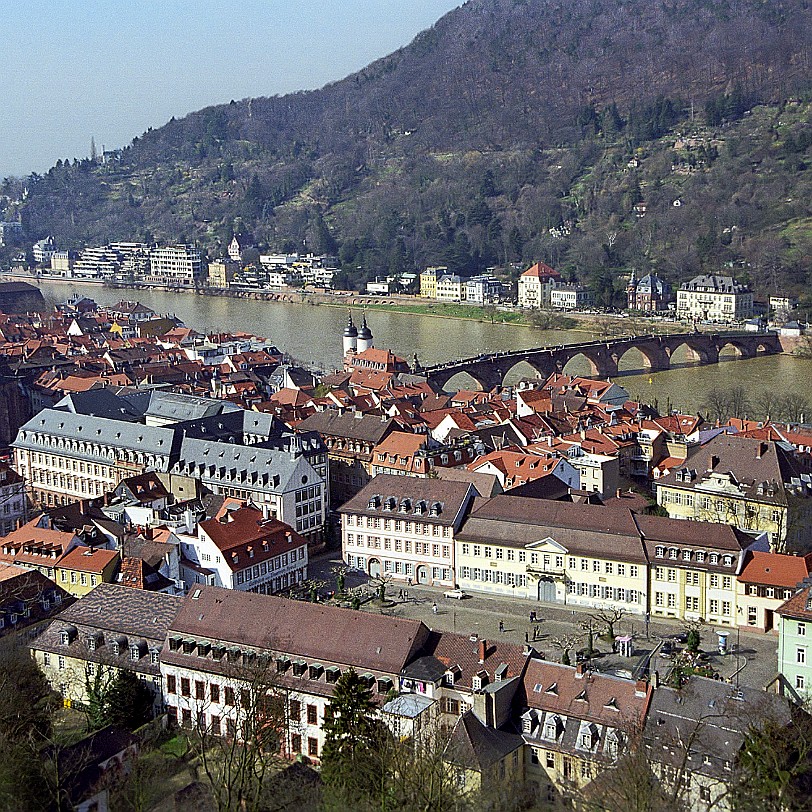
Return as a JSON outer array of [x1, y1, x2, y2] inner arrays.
[[517, 261, 562, 308], [676, 274, 754, 322], [626, 271, 674, 312]]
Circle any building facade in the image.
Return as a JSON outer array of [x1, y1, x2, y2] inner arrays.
[[676, 275, 753, 322], [147, 245, 205, 286], [517, 262, 561, 309], [340, 474, 476, 586]]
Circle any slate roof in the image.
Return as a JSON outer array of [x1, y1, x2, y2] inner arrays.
[[166, 585, 429, 676], [296, 410, 395, 445], [42, 582, 182, 638], [643, 676, 789, 781], [144, 390, 241, 422], [445, 711, 524, 770], [459, 496, 647, 562], [340, 474, 474, 527]]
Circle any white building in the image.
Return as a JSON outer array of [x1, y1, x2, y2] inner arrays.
[[517, 262, 561, 308], [549, 284, 593, 311], [147, 245, 205, 286], [176, 502, 308, 594], [33, 237, 56, 266], [340, 474, 476, 586], [465, 275, 503, 304], [436, 274, 465, 302], [676, 275, 753, 322]]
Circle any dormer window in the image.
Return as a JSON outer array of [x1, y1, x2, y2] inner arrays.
[[545, 682, 558, 695], [521, 710, 536, 734], [695, 551, 706, 563], [472, 671, 488, 691], [543, 715, 561, 741], [709, 553, 719, 565], [682, 550, 692, 561], [130, 644, 141, 661], [655, 546, 665, 558], [722, 555, 733, 567], [578, 724, 598, 749], [669, 548, 679, 559]]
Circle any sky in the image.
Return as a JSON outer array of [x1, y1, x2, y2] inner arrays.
[[0, 0, 462, 178]]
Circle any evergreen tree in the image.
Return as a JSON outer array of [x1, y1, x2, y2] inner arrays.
[[321, 669, 383, 800], [106, 670, 154, 731]]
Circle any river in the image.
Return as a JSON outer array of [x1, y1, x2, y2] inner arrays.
[[37, 280, 812, 417]]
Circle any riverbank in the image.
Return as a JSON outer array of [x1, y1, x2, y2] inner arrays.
[[2, 270, 691, 336]]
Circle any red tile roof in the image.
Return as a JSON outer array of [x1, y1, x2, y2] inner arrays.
[[738, 551, 812, 587]]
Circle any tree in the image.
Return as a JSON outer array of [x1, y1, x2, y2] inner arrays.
[[732, 705, 812, 811], [321, 669, 382, 802], [190, 657, 290, 812], [106, 670, 154, 730], [701, 387, 731, 424], [580, 618, 602, 658], [550, 633, 582, 665], [591, 608, 628, 640]]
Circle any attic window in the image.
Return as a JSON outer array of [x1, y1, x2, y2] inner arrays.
[[545, 682, 558, 695], [575, 690, 588, 702], [430, 502, 442, 516], [604, 697, 619, 710], [723, 555, 733, 567]]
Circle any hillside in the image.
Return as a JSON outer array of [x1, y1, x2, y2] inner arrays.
[[6, 0, 812, 300]]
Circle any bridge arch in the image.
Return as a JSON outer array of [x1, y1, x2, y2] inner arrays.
[[502, 360, 551, 386], [717, 339, 755, 360], [561, 352, 601, 377], [614, 344, 668, 373], [666, 340, 713, 366], [439, 370, 492, 393]]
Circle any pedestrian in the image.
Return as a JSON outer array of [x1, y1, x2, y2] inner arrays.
[[398, 589, 403, 600], [525, 631, 529, 643], [432, 602, 438, 614], [499, 620, 504, 633]]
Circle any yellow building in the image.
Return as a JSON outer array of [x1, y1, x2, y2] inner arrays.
[[655, 435, 812, 552], [455, 497, 649, 614], [419, 266, 444, 299], [637, 514, 745, 626], [55, 546, 120, 597], [519, 658, 651, 807], [30, 583, 181, 713]]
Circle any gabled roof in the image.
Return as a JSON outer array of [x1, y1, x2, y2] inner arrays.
[[738, 550, 812, 587], [445, 711, 524, 771], [521, 261, 561, 280]]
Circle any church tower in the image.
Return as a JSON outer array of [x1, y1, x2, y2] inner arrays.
[[626, 269, 638, 310], [342, 312, 358, 356], [356, 313, 374, 353]]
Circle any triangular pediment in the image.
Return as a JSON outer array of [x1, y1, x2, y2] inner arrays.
[[526, 536, 568, 554]]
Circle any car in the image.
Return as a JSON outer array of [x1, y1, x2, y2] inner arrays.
[[443, 588, 468, 600], [659, 641, 674, 657]]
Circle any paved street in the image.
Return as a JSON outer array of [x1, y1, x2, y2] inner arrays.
[[308, 550, 780, 691]]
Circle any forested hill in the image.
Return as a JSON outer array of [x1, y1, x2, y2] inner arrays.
[[10, 0, 812, 299]]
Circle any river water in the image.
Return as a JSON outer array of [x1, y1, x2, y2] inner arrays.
[[38, 281, 812, 417]]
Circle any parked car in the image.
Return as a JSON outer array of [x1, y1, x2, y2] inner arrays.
[[443, 588, 468, 600], [659, 641, 674, 657]]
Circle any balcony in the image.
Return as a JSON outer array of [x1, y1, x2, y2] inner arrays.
[[526, 563, 567, 579]]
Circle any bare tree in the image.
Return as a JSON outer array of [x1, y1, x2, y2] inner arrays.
[[590, 608, 628, 640], [187, 657, 297, 812], [550, 633, 582, 665]]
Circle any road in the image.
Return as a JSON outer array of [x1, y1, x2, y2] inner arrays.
[[308, 550, 779, 691]]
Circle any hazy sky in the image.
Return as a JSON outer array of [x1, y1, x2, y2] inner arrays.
[[0, 0, 461, 178]]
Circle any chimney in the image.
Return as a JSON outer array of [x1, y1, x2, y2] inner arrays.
[[708, 454, 719, 471], [757, 442, 768, 459], [651, 670, 660, 689], [635, 679, 648, 697], [616, 488, 623, 499], [523, 643, 535, 657], [478, 639, 487, 664], [575, 662, 585, 679], [285, 531, 292, 544]]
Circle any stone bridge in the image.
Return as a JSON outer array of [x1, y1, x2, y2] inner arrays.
[[420, 331, 783, 391]]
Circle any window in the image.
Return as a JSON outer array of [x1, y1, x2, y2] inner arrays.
[[195, 680, 205, 700], [800, 623, 807, 637], [710, 575, 719, 588], [722, 576, 732, 590], [291, 733, 302, 753], [308, 737, 319, 757], [210, 683, 220, 703], [605, 562, 613, 575], [667, 594, 676, 609], [167, 675, 177, 694], [630, 565, 639, 578], [307, 704, 318, 725], [43, 652, 50, 667], [798, 648, 806, 665], [181, 678, 190, 697], [210, 715, 221, 736], [722, 601, 731, 616], [546, 752, 555, 768], [797, 675, 806, 690], [225, 686, 235, 706]]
